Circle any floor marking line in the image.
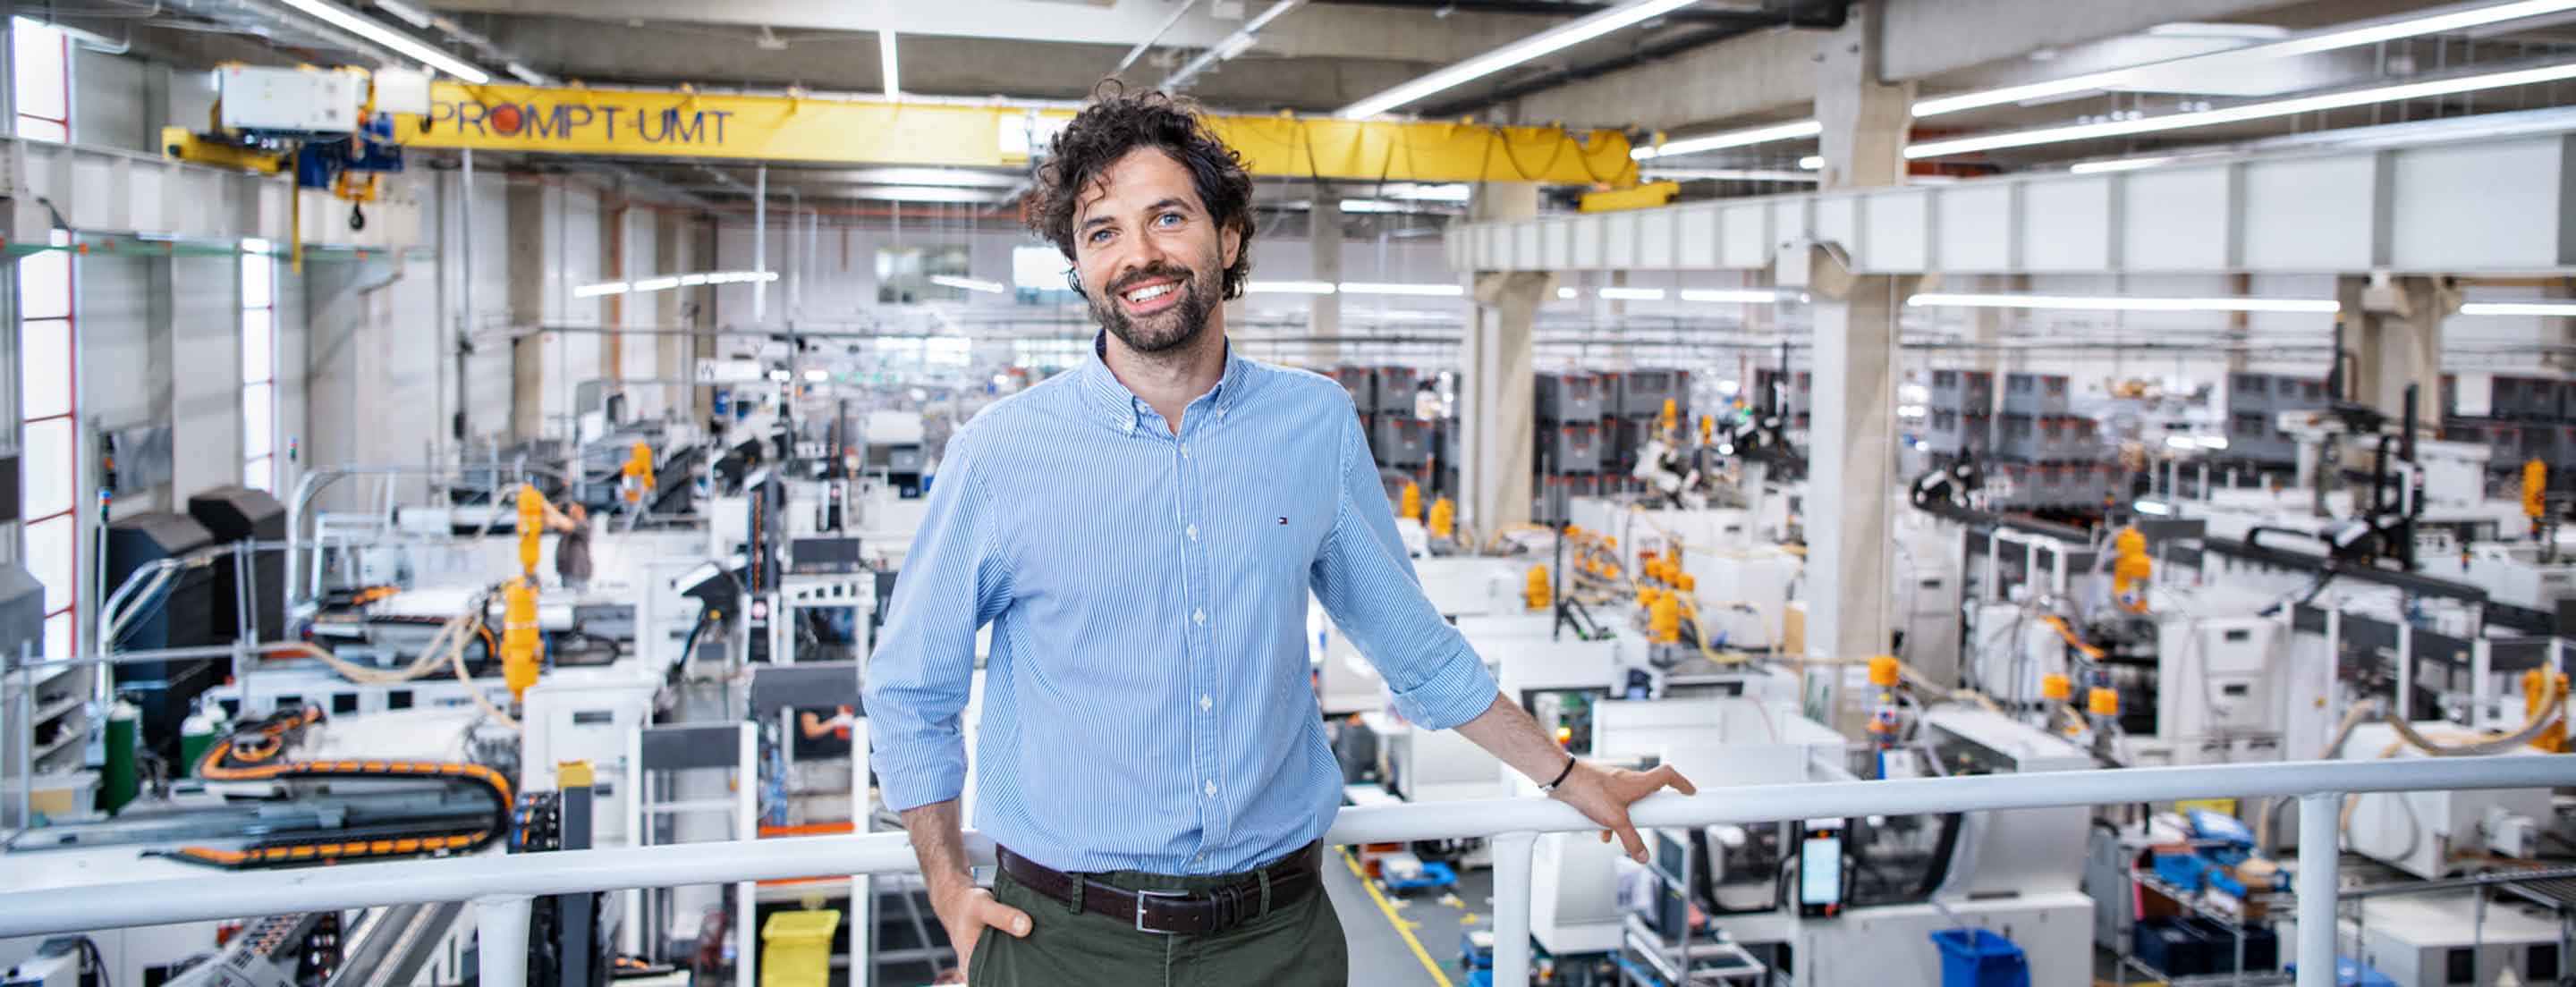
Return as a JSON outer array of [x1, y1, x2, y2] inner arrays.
[[1339, 847, 1453, 987]]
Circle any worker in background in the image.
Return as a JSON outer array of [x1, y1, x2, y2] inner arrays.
[[1414, 377, 1441, 419], [539, 498, 592, 592], [865, 84, 1692, 987]]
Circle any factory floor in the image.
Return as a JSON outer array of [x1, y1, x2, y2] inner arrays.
[[1331, 847, 1492, 987]]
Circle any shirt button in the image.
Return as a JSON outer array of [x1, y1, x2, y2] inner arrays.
[[1204, 780, 1217, 797], [1199, 694, 1213, 712], [1193, 608, 1207, 626], [1181, 443, 1191, 458], [1187, 524, 1199, 541]]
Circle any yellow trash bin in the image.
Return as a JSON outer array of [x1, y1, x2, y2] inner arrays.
[[760, 908, 843, 987]]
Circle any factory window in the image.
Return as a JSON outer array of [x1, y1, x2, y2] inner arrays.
[[242, 240, 276, 492], [20, 228, 73, 660], [10, 19, 67, 143]]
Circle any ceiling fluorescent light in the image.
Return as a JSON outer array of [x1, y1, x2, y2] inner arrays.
[[2460, 301, 2576, 316], [930, 274, 1006, 294], [2069, 155, 2178, 174], [1249, 280, 1337, 295], [879, 30, 900, 101], [2144, 21, 2292, 39], [1388, 183, 1473, 202], [1340, 282, 1465, 297], [1340, 0, 1699, 118], [1910, 58, 2576, 158], [1798, 155, 1823, 170], [573, 282, 631, 299], [1680, 289, 1796, 303], [679, 274, 709, 286], [1644, 168, 1821, 183], [1633, 120, 1825, 161], [804, 369, 831, 383], [504, 63, 549, 86], [1557, 287, 1580, 300], [1597, 286, 1667, 301], [841, 168, 1022, 188], [373, 0, 431, 28], [1907, 292, 2339, 313], [275, 0, 491, 84], [633, 276, 682, 291], [843, 186, 1005, 204], [1916, 0, 2576, 118]]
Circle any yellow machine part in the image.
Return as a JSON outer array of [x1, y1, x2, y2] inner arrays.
[[1579, 181, 1680, 214], [623, 442, 657, 503], [1648, 593, 1682, 645], [1699, 416, 1716, 444], [502, 577, 543, 703], [2526, 669, 2569, 753], [2526, 459, 2549, 519], [1659, 398, 1680, 436], [2088, 687, 2121, 717], [394, 82, 1640, 185], [1428, 497, 1455, 540], [1524, 565, 1553, 611], [2111, 526, 2154, 603], [515, 483, 547, 574], [2040, 673, 2072, 702], [1868, 655, 1901, 688], [1400, 482, 1422, 522], [160, 126, 289, 173]]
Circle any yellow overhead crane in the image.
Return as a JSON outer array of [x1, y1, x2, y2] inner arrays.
[[384, 81, 1641, 186]]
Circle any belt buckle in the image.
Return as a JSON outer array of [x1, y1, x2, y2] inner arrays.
[[1134, 889, 1188, 934]]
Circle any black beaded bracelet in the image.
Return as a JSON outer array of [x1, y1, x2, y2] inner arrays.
[[1540, 755, 1579, 792]]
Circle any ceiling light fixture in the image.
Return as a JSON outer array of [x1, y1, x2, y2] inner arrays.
[[879, 30, 900, 101], [1339, 282, 1465, 297], [1907, 292, 2340, 313], [573, 282, 631, 299], [929, 274, 1006, 294], [1909, 58, 2576, 159], [1680, 289, 1801, 303], [1636, 0, 2576, 159], [2068, 155, 2179, 174], [372, 0, 431, 28], [1597, 286, 1667, 301], [1340, 0, 1699, 118], [2460, 301, 2576, 316], [275, 0, 491, 84], [1248, 280, 1338, 295], [841, 186, 1007, 204], [1642, 168, 1821, 183]]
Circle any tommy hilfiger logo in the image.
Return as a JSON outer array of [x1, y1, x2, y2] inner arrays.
[[1277, 517, 1288, 525]]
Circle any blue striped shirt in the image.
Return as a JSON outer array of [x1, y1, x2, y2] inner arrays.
[[864, 339, 1501, 875]]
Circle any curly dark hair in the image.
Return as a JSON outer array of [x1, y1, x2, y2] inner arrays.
[[1030, 82, 1256, 300]]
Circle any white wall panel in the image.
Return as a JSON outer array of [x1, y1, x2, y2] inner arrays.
[[1638, 209, 1675, 269], [2120, 166, 2233, 271], [2389, 138, 2563, 272], [1721, 202, 1770, 268], [1860, 189, 1929, 273], [2241, 155, 2377, 272], [1936, 184, 2013, 272], [2019, 176, 2113, 272]]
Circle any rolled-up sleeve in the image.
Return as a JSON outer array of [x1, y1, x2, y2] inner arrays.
[[864, 430, 1013, 813], [1309, 403, 1500, 730]]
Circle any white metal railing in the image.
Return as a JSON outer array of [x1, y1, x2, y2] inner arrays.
[[1, 756, 2570, 986]]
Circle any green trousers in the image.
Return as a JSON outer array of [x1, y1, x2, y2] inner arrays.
[[970, 846, 1349, 986]]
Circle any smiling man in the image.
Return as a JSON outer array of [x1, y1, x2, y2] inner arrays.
[[864, 85, 1693, 985]]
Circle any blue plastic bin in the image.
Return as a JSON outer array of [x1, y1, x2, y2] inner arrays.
[[2284, 957, 2398, 987], [1931, 929, 2031, 987]]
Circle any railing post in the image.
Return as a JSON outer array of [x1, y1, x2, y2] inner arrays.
[[476, 893, 532, 987], [1491, 831, 1537, 987], [2296, 792, 2340, 987]]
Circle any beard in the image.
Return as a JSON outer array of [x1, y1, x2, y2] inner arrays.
[[1090, 260, 1218, 355]]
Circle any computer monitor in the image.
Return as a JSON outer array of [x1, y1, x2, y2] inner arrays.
[[1797, 823, 1845, 917]]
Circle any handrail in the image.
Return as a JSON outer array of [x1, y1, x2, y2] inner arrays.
[[0, 755, 2569, 985]]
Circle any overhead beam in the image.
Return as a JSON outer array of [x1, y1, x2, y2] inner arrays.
[[1496, 0, 2289, 131], [429, 0, 1563, 64], [393, 82, 1639, 184]]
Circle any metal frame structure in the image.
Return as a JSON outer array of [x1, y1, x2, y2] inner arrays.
[[0, 756, 2568, 986]]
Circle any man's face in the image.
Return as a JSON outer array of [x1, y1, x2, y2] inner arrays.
[[1072, 147, 1241, 354]]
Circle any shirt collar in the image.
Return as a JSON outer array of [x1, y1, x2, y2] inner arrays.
[[1078, 331, 1253, 434]]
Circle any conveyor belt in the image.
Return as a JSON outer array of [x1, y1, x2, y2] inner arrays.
[[152, 705, 514, 869]]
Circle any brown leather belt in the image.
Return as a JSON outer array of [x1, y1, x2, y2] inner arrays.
[[996, 843, 1321, 936]]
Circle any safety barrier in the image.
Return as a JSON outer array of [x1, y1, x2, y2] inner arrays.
[[2, 755, 2571, 986]]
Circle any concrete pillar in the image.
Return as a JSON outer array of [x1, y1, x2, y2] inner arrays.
[[1966, 274, 2018, 375], [1789, 244, 1918, 677], [506, 179, 550, 440], [1309, 196, 1343, 368], [2339, 274, 2458, 426], [657, 209, 698, 423], [1814, 1, 1913, 191], [2549, 278, 2576, 375], [1463, 182, 1544, 539]]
